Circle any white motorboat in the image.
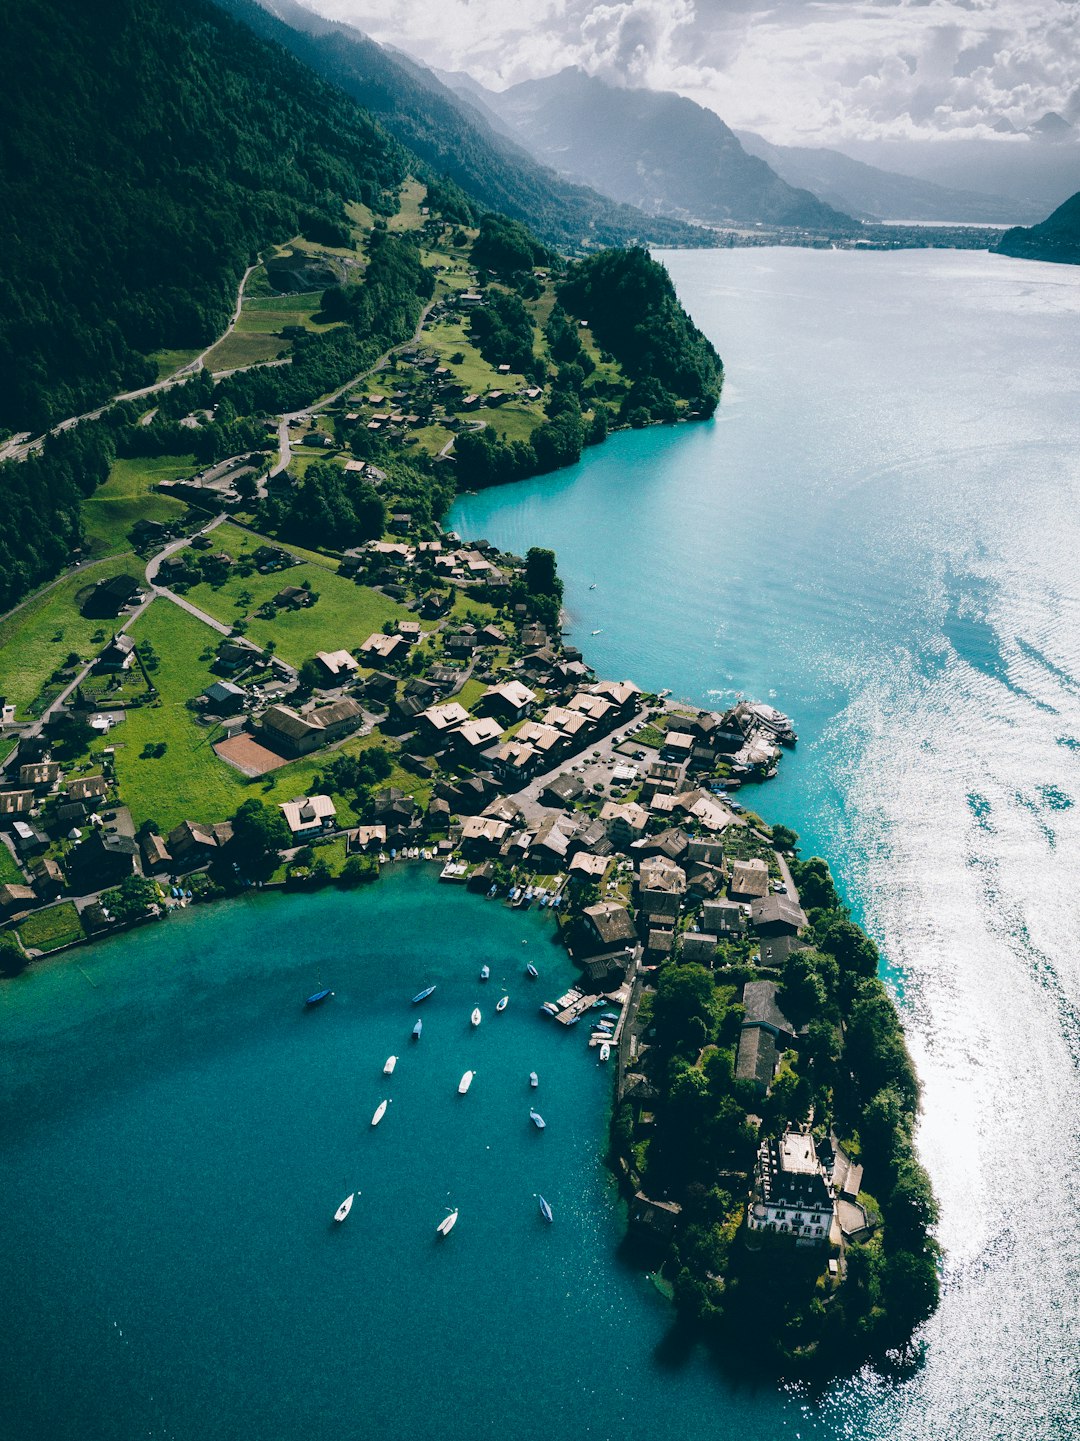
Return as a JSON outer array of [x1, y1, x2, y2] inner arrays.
[[496, 995, 509, 1013], [437, 1209, 459, 1236], [334, 1193, 356, 1223], [599, 1043, 611, 1062], [529, 1071, 538, 1088], [371, 1100, 389, 1126], [383, 1056, 397, 1075], [471, 1007, 482, 1027], [480, 964, 490, 980], [529, 1109, 546, 1130], [458, 1070, 474, 1094]]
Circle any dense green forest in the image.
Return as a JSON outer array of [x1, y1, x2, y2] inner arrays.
[[0, 0, 410, 433], [996, 188, 1080, 265], [214, 0, 714, 255], [616, 848, 939, 1372]]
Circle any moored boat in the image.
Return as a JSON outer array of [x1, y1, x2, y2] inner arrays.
[[383, 1056, 397, 1075], [458, 1070, 474, 1095], [526, 963, 539, 979], [599, 1043, 611, 1062], [471, 1007, 482, 1027], [334, 1193, 356, 1223], [496, 995, 509, 1013], [529, 1109, 546, 1130], [305, 988, 333, 1007], [480, 964, 490, 981], [436, 1208, 459, 1236], [411, 985, 437, 1004], [540, 1002, 557, 1016], [371, 1100, 389, 1126], [529, 1071, 539, 1088], [412, 1019, 423, 1039], [538, 1195, 553, 1223]]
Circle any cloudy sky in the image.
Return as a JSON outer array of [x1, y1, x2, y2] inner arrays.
[[302, 0, 1080, 145]]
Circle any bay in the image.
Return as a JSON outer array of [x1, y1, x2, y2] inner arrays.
[[3, 247, 1080, 1439]]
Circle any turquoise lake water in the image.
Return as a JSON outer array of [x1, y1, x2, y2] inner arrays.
[[4, 248, 1080, 1438]]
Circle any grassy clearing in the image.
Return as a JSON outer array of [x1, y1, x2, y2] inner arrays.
[[209, 522, 339, 573], [0, 554, 140, 721], [205, 330, 287, 373], [181, 561, 413, 668], [236, 290, 342, 337], [0, 845, 25, 885], [424, 316, 507, 396], [17, 901, 85, 953], [82, 455, 194, 558], [388, 178, 427, 232], [453, 678, 487, 712], [487, 404, 542, 445], [149, 348, 202, 381]]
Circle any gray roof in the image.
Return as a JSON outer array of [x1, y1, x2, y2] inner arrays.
[[735, 1026, 779, 1091], [751, 894, 809, 932], [742, 980, 798, 1037]]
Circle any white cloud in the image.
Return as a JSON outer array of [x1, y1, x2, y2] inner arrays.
[[302, 0, 1080, 144]]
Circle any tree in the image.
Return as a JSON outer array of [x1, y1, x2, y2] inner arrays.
[[771, 824, 799, 852], [0, 930, 28, 976], [230, 797, 289, 870], [102, 874, 159, 922], [652, 963, 718, 1055], [525, 547, 560, 598], [297, 658, 322, 694]]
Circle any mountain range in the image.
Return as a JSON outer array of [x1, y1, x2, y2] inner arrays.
[[448, 66, 854, 233], [996, 189, 1080, 265]]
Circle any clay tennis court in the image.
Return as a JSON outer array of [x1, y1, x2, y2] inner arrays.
[[214, 734, 290, 776]]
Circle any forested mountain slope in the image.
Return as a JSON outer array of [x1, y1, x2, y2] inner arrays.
[[996, 190, 1080, 264], [0, 0, 409, 433], [217, 0, 708, 253]]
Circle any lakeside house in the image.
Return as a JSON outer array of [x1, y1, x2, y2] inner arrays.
[[747, 1131, 837, 1247], [279, 795, 336, 839], [730, 857, 771, 901]]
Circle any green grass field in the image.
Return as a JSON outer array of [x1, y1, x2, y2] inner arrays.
[[424, 317, 507, 397], [487, 404, 543, 445], [0, 844, 25, 885], [0, 554, 141, 720], [17, 901, 85, 953], [388, 178, 427, 232], [204, 330, 288, 373], [82, 455, 194, 558], [148, 348, 202, 381], [238, 291, 341, 336], [181, 557, 413, 668]]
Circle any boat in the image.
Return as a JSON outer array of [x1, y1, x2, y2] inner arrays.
[[538, 1195, 553, 1223], [589, 582, 596, 589], [371, 1100, 389, 1126], [600, 1013, 619, 1022], [591, 629, 602, 635], [383, 1056, 397, 1075], [529, 1109, 546, 1130], [526, 963, 539, 979], [529, 1071, 539, 1088], [599, 1044, 611, 1063], [540, 1002, 557, 1016], [436, 1209, 459, 1236], [411, 985, 437, 1004], [458, 1070, 474, 1094], [471, 1007, 482, 1027], [480, 964, 490, 981], [334, 1193, 356, 1223], [305, 988, 333, 1007], [496, 995, 509, 1013], [412, 1019, 423, 1039]]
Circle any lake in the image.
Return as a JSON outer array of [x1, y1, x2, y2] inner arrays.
[[3, 247, 1079, 1439]]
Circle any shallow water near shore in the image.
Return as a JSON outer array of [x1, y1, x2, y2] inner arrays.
[[4, 247, 1080, 1439]]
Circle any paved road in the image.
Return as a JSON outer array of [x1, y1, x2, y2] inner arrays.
[[0, 260, 262, 465], [509, 712, 649, 824]]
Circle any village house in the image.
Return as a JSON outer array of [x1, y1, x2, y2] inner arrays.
[[480, 680, 536, 723], [140, 833, 172, 874], [19, 761, 61, 793], [751, 894, 809, 936], [458, 815, 510, 855], [747, 1132, 837, 1246], [702, 897, 747, 937], [419, 701, 470, 740], [11, 819, 48, 855], [541, 705, 591, 743], [167, 819, 233, 866], [347, 824, 387, 853], [0, 882, 38, 919], [261, 698, 364, 758], [541, 772, 585, 809], [359, 632, 409, 665], [730, 857, 771, 901], [567, 692, 615, 727], [279, 795, 337, 839], [515, 721, 566, 760], [582, 900, 637, 953], [490, 740, 540, 786], [529, 813, 578, 866], [202, 680, 247, 715], [315, 649, 360, 681], [568, 851, 608, 880], [660, 730, 695, 764], [30, 857, 65, 899], [454, 716, 503, 756], [85, 574, 140, 617], [96, 633, 137, 672], [68, 831, 139, 889], [600, 800, 648, 847], [395, 620, 424, 645], [681, 932, 719, 965], [66, 775, 108, 806]]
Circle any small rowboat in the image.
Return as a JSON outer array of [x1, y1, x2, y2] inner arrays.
[[538, 1195, 553, 1223], [496, 995, 509, 1013], [371, 1100, 389, 1126], [334, 1193, 356, 1223], [525, 963, 539, 979], [383, 1056, 397, 1075], [458, 1070, 474, 1094], [412, 985, 437, 1004], [529, 1109, 546, 1130], [437, 1209, 459, 1236], [305, 989, 333, 1007]]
